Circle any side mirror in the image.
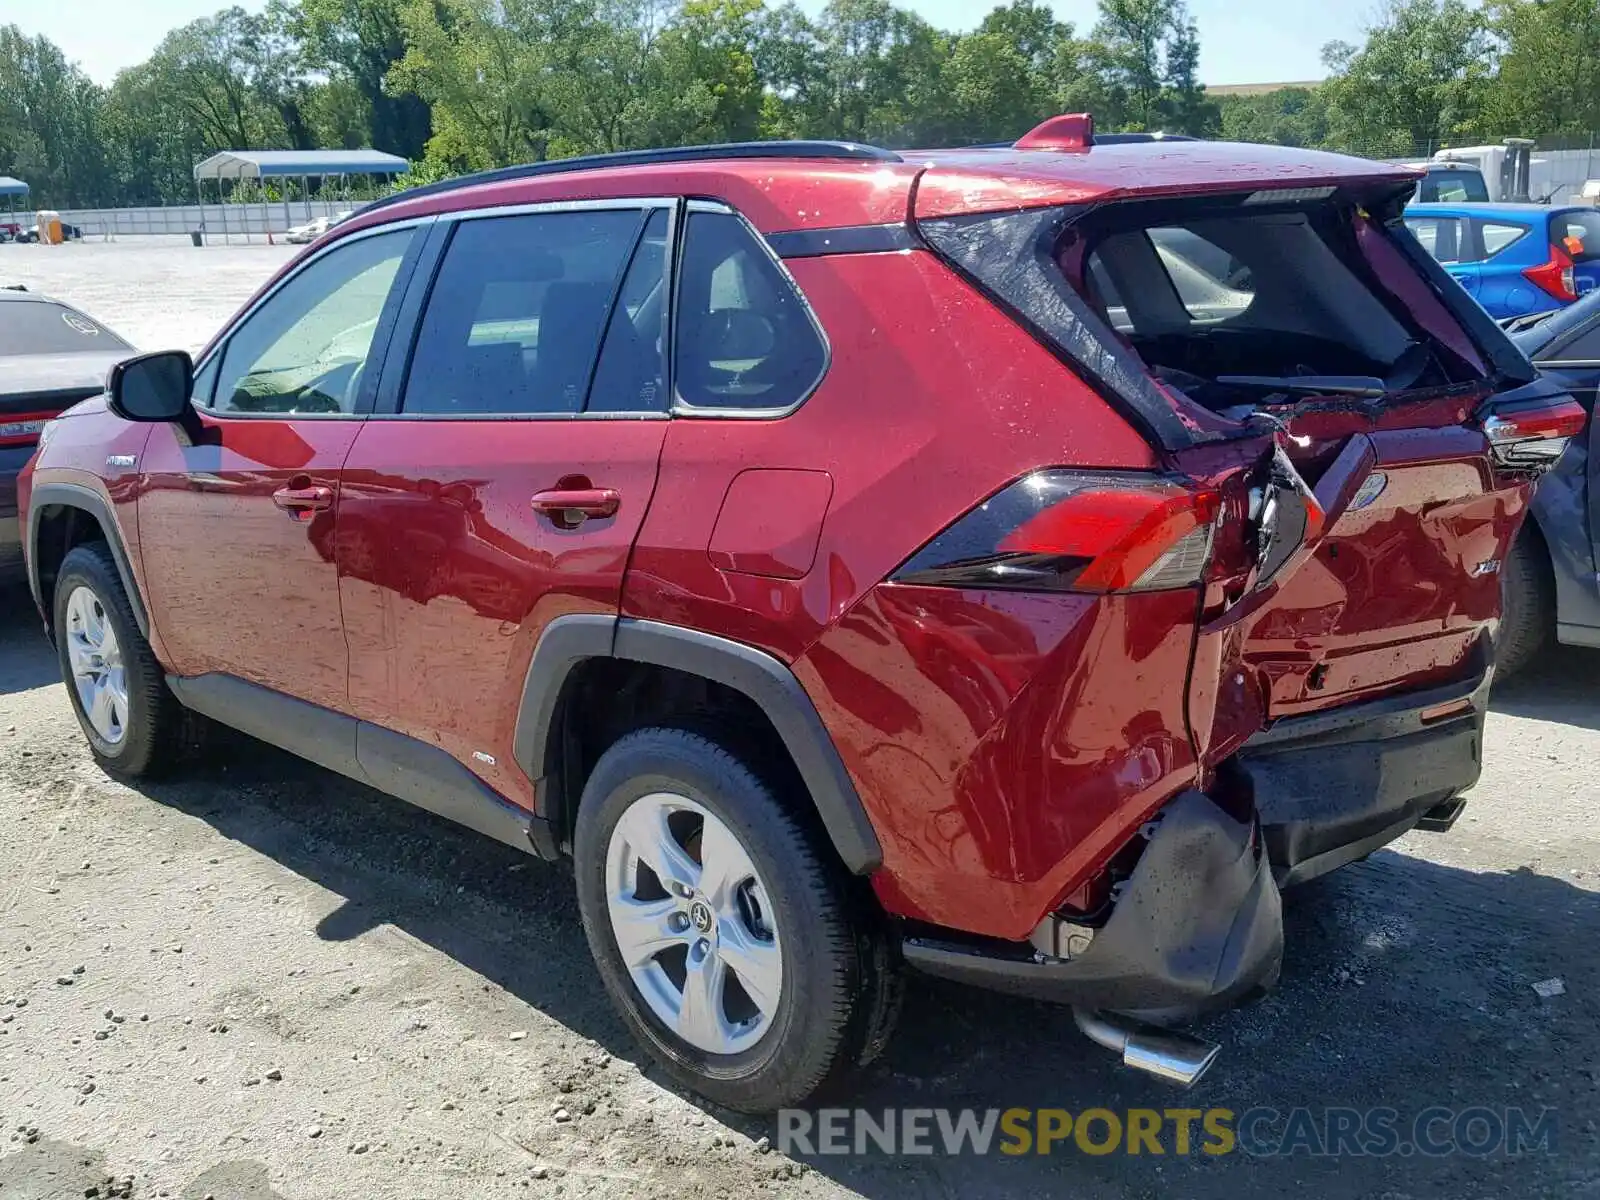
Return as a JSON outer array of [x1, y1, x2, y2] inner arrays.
[[108, 350, 194, 423]]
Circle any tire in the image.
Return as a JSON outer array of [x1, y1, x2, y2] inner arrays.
[[573, 726, 896, 1112], [1497, 526, 1554, 681], [53, 542, 188, 777]]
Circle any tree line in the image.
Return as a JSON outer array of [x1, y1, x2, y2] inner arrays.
[[1, 0, 1596, 210], [1223, 0, 1600, 159]]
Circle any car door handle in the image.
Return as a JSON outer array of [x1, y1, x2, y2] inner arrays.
[[530, 487, 621, 521], [272, 484, 334, 519]]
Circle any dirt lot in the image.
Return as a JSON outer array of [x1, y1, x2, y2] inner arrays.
[[1, 237, 299, 353], [2, 240, 1599, 1199]]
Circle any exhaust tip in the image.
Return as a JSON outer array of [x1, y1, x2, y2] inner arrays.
[[1120, 1029, 1221, 1088], [1415, 795, 1466, 833], [1074, 1009, 1220, 1089]]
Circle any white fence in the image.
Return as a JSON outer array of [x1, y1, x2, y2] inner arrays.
[[49, 199, 360, 241], [1530, 148, 1600, 204]]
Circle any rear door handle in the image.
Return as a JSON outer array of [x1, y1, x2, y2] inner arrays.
[[530, 487, 621, 522], [272, 484, 334, 519]]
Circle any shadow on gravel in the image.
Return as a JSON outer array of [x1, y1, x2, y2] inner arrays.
[[121, 732, 1600, 1200], [833, 858, 1600, 1200], [1490, 643, 1600, 732], [0, 583, 59, 695]]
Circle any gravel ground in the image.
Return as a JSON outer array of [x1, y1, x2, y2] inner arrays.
[[2, 240, 1599, 1199]]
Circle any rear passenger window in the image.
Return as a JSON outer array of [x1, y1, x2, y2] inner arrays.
[[402, 209, 647, 416], [1405, 216, 1471, 264], [1554, 322, 1600, 361], [588, 209, 669, 413], [1480, 221, 1528, 258], [675, 212, 827, 411]]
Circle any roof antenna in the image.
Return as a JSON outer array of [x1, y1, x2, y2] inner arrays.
[[1015, 113, 1095, 153]]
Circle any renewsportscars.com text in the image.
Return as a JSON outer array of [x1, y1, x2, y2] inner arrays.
[[777, 1106, 1558, 1158]]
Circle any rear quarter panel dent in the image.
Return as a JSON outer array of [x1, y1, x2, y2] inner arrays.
[[796, 584, 1201, 940]]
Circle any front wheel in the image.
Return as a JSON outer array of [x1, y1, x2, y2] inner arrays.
[[53, 543, 188, 777], [573, 727, 896, 1112]]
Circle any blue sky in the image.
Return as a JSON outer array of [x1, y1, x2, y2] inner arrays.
[[15, 0, 1368, 87]]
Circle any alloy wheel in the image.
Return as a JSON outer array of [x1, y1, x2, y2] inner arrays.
[[64, 585, 128, 746], [604, 792, 783, 1055]]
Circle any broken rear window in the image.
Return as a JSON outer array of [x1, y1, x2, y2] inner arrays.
[[921, 194, 1511, 448]]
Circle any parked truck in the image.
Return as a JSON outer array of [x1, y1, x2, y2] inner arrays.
[[1405, 139, 1534, 204]]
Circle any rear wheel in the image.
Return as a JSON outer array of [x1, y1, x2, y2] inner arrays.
[[573, 727, 895, 1112], [1497, 526, 1554, 681], [53, 543, 188, 777]]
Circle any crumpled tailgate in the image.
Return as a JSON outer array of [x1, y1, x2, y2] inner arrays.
[[1184, 422, 1525, 769]]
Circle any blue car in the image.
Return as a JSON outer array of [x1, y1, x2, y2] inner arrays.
[[1405, 202, 1600, 320]]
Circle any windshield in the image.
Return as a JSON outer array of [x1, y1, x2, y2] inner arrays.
[[920, 195, 1498, 448], [0, 301, 131, 357]]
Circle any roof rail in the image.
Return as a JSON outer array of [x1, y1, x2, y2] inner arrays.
[[1093, 131, 1198, 145], [363, 140, 902, 215]]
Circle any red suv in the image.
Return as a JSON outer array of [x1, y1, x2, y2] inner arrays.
[[19, 117, 1583, 1111]]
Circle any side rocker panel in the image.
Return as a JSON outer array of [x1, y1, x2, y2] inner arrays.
[[168, 672, 361, 777], [168, 672, 539, 854]]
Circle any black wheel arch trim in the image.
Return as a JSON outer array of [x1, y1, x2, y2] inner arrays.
[[513, 615, 884, 875], [26, 481, 149, 639]]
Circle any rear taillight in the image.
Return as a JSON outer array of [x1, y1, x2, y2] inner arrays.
[[1523, 244, 1577, 302], [1484, 396, 1588, 469], [0, 411, 57, 449], [894, 471, 1220, 594]]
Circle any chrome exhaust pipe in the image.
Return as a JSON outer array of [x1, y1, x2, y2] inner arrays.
[[1073, 1009, 1220, 1088]]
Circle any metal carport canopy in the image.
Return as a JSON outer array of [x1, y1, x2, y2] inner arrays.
[[193, 150, 409, 180], [0, 177, 28, 196]]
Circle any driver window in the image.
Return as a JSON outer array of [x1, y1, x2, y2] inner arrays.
[[210, 229, 413, 415], [675, 211, 827, 411]]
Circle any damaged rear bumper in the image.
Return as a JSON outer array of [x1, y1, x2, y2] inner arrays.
[[900, 790, 1283, 1024], [899, 660, 1489, 1024], [1235, 658, 1491, 888]]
